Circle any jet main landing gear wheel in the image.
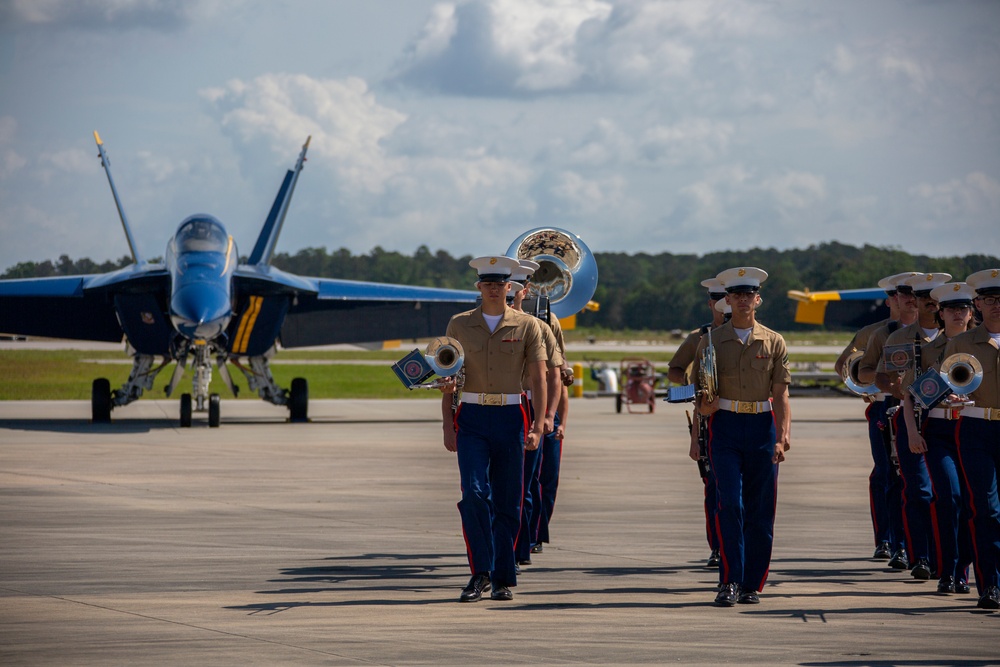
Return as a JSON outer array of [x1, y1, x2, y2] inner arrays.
[[92, 378, 112, 423], [289, 377, 308, 422], [208, 393, 221, 428], [180, 393, 192, 427]]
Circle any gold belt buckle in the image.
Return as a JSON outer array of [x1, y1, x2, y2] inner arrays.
[[736, 401, 757, 414], [482, 393, 503, 406], [988, 407, 1000, 421]]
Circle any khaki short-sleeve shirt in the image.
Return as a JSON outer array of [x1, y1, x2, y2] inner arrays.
[[942, 325, 1000, 408], [549, 316, 567, 364], [858, 323, 895, 378], [695, 321, 791, 402], [447, 306, 547, 394], [669, 327, 707, 384], [521, 318, 563, 387], [840, 318, 890, 358]]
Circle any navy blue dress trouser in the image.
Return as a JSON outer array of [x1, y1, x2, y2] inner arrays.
[[530, 413, 563, 547], [707, 409, 778, 592], [922, 417, 973, 583], [456, 402, 527, 588], [955, 418, 1000, 594], [867, 400, 904, 550], [894, 412, 936, 569]]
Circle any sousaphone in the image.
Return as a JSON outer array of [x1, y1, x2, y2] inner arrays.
[[506, 228, 598, 319]]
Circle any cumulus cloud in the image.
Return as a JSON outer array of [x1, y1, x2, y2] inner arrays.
[[203, 72, 540, 253], [392, 0, 777, 96], [204, 74, 407, 192]]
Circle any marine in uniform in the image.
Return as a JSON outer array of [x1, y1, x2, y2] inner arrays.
[[693, 267, 791, 606], [834, 273, 911, 562], [507, 260, 565, 567], [875, 272, 953, 582], [944, 268, 1000, 610], [441, 256, 548, 602], [669, 278, 729, 568], [901, 281, 976, 594], [857, 272, 922, 569], [520, 273, 572, 557]]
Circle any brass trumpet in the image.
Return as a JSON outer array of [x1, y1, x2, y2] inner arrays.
[[940, 353, 983, 396], [391, 337, 465, 390]]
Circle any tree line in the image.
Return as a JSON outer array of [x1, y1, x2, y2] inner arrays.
[[4, 242, 997, 331]]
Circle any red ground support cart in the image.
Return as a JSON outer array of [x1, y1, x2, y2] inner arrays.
[[616, 358, 658, 413]]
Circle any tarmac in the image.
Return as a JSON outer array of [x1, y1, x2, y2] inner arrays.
[[1, 396, 998, 666]]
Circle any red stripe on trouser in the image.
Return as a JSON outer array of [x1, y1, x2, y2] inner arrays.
[[452, 404, 477, 572], [923, 419, 947, 576], [894, 410, 916, 556], [954, 419, 984, 591], [513, 403, 529, 550], [452, 404, 476, 571]]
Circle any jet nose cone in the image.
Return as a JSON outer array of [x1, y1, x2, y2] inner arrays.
[[170, 283, 232, 340]]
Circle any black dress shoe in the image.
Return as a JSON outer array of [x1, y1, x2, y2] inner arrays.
[[977, 586, 1000, 610], [911, 558, 931, 580], [715, 583, 740, 607], [956, 578, 971, 594], [460, 573, 491, 602], [738, 589, 760, 604], [514, 563, 521, 575], [936, 576, 956, 594], [707, 549, 721, 568], [888, 548, 909, 570], [530, 543, 543, 554], [517, 557, 532, 566], [873, 541, 892, 559], [491, 585, 513, 601]]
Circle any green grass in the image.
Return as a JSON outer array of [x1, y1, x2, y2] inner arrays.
[[0, 338, 841, 400]]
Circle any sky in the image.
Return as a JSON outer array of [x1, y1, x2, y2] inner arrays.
[[1, 0, 998, 274]]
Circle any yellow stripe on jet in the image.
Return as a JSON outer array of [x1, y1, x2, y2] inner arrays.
[[222, 236, 235, 275], [233, 296, 263, 354], [786, 289, 842, 303]]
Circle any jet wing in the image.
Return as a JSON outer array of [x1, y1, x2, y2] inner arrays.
[[0, 266, 171, 347], [278, 278, 479, 347]]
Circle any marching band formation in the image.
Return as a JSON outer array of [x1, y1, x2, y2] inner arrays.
[[416, 253, 1000, 610], [838, 268, 1000, 610]]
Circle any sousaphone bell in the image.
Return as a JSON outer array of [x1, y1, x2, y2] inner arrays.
[[506, 227, 598, 320], [842, 349, 879, 396]]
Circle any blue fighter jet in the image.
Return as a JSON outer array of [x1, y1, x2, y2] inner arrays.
[[0, 132, 487, 426]]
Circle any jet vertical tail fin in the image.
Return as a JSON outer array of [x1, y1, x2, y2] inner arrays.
[[94, 131, 143, 265], [248, 136, 311, 266]]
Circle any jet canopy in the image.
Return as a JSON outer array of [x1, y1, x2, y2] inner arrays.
[[175, 216, 229, 254]]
